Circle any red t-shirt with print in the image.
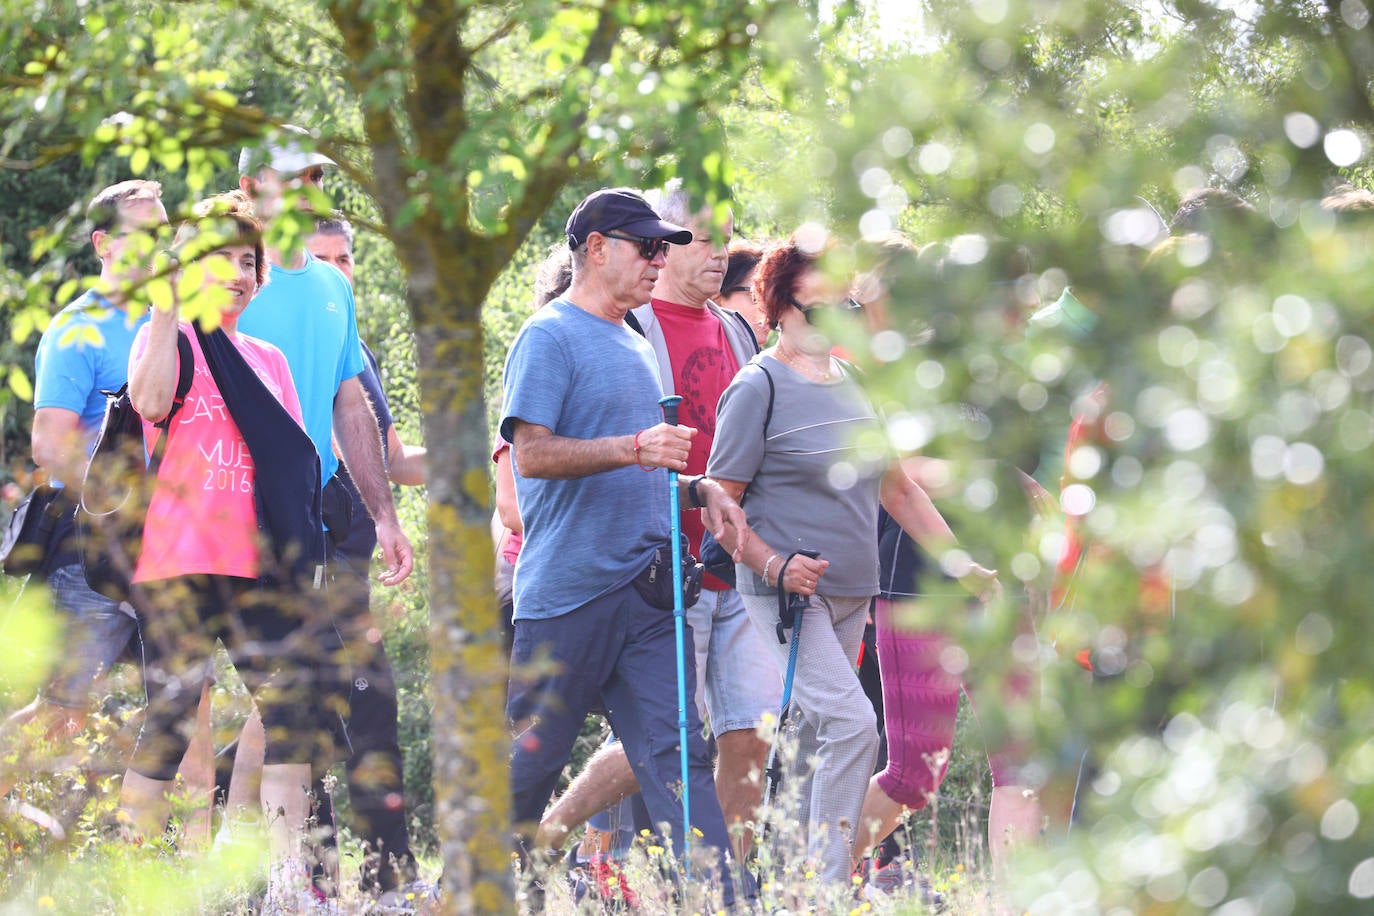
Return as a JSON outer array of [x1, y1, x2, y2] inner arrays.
[[652, 298, 742, 591]]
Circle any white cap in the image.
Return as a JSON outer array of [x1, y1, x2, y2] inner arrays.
[[238, 125, 335, 176]]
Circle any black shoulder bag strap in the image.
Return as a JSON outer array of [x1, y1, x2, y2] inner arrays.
[[147, 331, 196, 470], [758, 362, 775, 438], [193, 324, 325, 590], [734, 362, 775, 509]]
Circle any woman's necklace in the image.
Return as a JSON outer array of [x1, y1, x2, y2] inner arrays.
[[775, 341, 836, 382]]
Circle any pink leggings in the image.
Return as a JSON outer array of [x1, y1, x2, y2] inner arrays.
[[872, 598, 1019, 809]]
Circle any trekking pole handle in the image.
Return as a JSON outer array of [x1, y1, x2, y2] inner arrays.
[[659, 394, 682, 426]]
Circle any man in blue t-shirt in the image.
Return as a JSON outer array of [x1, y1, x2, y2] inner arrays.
[[500, 188, 750, 903], [2, 181, 167, 796], [233, 131, 414, 905], [304, 215, 427, 900], [236, 134, 413, 581]]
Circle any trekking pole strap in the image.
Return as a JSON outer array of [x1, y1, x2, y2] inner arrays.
[[775, 549, 820, 643]]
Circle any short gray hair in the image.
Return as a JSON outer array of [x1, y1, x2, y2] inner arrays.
[[647, 178, 696, 229], [312, 215, 355, 250], [533, 244, 573, 308]]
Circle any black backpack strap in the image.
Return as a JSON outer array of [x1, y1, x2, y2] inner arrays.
[[728, 361, 776, 511], [165, 330, 195, 426], [758, 362, 775, 439], [625, 310, 645, 336], [149, 330, 195, 469]]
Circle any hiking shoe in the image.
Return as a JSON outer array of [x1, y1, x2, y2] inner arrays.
[[262, 858, 342, 915], [261, 882, 341, 915], [370, 880, 439, 914], [858, 857, 946, 911]]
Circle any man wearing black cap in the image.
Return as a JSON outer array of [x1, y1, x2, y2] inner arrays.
[[500, 187, 750, 901]]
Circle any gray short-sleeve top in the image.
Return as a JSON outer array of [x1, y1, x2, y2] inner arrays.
[[707, 353, 887, 597]]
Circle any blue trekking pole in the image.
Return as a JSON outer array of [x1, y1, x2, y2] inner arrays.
[[659, 394, 693, 856]]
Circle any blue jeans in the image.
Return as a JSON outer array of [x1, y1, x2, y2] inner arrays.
[[508, 580, 741, 904], [686, 586, 783, 736], [43, 562, 138, 709]]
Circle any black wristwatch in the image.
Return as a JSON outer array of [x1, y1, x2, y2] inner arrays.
[[688, 475, 705, 509]]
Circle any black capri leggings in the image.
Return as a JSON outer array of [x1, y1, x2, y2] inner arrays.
[[130, 574, 343, 782]]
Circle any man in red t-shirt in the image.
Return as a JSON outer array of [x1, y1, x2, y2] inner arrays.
[[536, 183, 774, 863]]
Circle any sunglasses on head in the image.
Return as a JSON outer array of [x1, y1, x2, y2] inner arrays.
[[601, 231, 671, 261]]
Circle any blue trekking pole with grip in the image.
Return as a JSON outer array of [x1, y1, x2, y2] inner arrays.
[[659, 394, 693, 855]]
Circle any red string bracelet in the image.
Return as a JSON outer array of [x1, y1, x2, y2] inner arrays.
[[633, 430, 655, 471]]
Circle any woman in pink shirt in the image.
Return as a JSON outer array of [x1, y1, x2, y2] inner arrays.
[[117, 193, 324, 905]]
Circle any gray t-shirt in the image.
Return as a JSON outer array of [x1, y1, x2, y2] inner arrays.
[[707, 354, 886, 597]]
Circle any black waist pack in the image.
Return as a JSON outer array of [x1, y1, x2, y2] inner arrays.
[[1, 484, 72, 578], [633, 537, 704, 611], [321, 473, 355, 549]]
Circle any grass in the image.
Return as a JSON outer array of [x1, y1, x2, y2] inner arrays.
[[519, 695, 1008, 915], [0, 576, 1010, 914], [0, 697, 1010, 914]]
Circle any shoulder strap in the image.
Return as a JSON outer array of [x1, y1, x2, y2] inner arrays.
[[148, 330, 195, 469], [163, 330, 195, 428], [758, 362, 775, 439], [729, 308, 761, 355], [624, 310, 645, 337]]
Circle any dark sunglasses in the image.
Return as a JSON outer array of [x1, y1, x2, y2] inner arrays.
[[601, 231, 671, 261], [295, 166, 327, 185], [792, 296, 864, 324]]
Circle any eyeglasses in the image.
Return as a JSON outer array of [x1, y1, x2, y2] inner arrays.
[[294, 166, 327, 186], [723, 285, 752, 296], [601, 231, 671, 261]]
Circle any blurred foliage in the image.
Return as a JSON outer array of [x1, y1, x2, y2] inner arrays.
[[781, 2, 1374, 912]]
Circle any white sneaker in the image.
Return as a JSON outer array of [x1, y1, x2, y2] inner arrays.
[[262, 858, 341, 915], [371, 880, 439, 914]]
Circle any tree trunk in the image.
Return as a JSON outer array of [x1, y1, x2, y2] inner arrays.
[[407, 241, 514, 913]]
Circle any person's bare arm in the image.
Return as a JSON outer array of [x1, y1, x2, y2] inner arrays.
[[510, 419, 693, 479], [385, 424, 427, 487], [494, 448, 522, 534], [706, 477, 828, 596], [880, 464, 997, 598], [31, 408, 89, 486], [127, 305, 180, 423], [334, 376, 413, 585]]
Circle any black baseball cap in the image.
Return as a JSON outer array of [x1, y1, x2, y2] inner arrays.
[[566, 187, 693, 249]]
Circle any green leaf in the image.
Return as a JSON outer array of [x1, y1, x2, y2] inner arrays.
[[8, 366, 33, 401]]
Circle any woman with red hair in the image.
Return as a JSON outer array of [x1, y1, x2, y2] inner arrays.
[[707, 229, 995, 884]]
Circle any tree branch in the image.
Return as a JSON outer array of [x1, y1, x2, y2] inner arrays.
[[490, 5, 622, 266]]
